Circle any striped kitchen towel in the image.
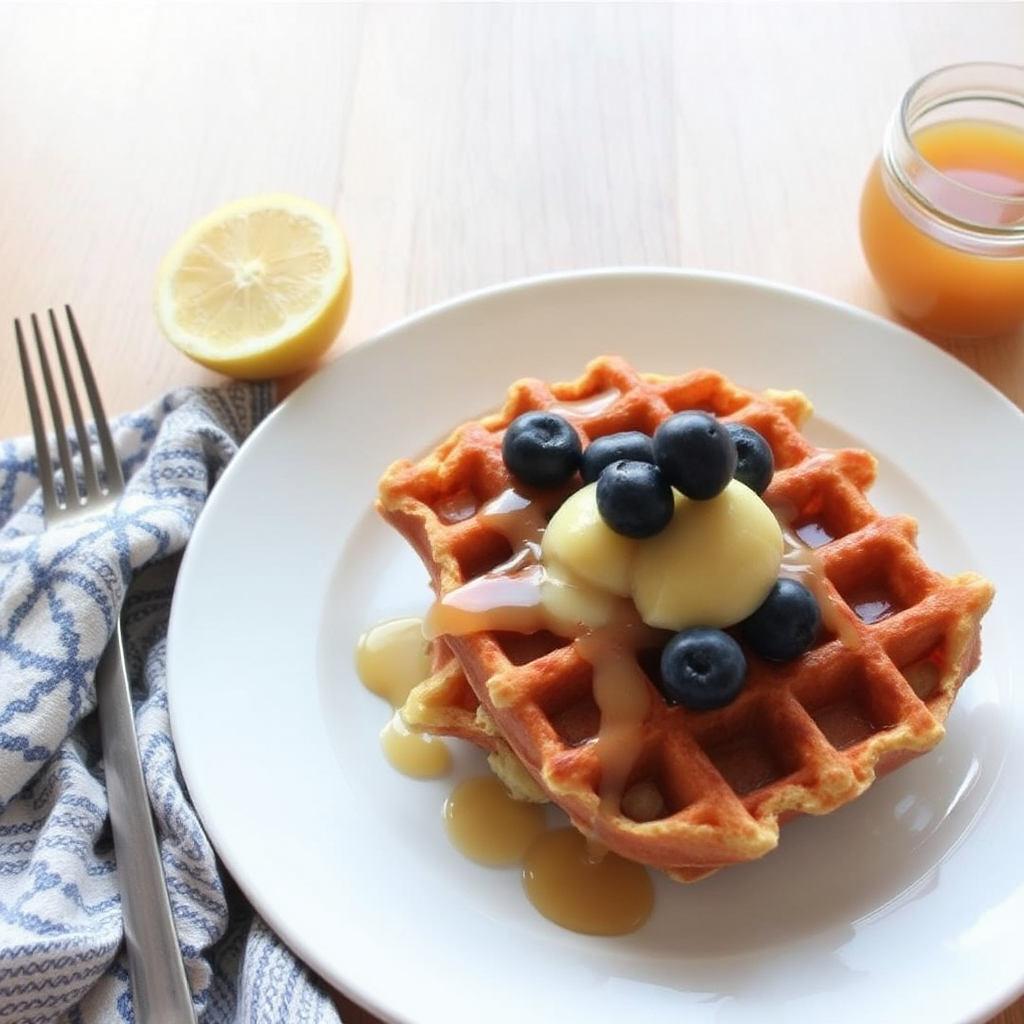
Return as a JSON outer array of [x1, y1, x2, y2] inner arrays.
[[0, 383, 343, 1024]]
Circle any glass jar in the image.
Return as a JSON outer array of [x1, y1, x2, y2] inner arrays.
[[859, 62, 1024, 340]]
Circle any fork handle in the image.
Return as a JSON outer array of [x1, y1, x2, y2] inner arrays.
[[97, 623, 197, 1024]]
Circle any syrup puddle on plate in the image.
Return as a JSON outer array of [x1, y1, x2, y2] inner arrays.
[[355, 617, 452, 778], [356, 617, 655, 936]]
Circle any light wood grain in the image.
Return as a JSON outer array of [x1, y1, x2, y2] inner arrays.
[[2, 3, 1023, 1022]]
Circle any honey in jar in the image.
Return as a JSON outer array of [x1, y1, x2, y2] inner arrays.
[[860, 62, 1024, 340]]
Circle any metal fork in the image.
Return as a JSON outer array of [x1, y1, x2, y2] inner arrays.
[[16, 308, 196, 1024]]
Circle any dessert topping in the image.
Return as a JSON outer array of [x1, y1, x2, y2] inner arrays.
[[452, 406, 825, 713], [501, 410, 582, 488], [725, 421, 775, 495], [658, 627, 748, 710], [580, 430, 656, 483], [652, 410, 738, 501], [629, 480, 784, 631], [595, 459, 675, 539], [739, 577, 823, 662]]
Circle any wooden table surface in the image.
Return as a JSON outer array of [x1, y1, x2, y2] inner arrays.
[[2, 4, 1023, 1023]]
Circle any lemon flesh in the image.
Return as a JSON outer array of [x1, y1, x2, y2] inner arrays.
[[154, 194, 351, 380]]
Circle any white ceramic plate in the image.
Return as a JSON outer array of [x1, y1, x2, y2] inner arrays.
[[167, 270, 1024, 1024]]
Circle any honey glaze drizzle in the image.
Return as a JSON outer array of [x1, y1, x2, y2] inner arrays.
[[357, 616, 654, 936], [521, 826, 654, 936], [424, 489, 552, 641], [546, 386, 622, 419], [424, 486, 661, 817], [575, 631, 651, 817], [355, 617, 452, 778], [479, 486, 547, 549], [444, 774, 546, 866], [445, 774, 653, 936], [778, 526, 862, 650], [424, 559, 550, 639], [380, 709, 452, 778], [356, 616, 430, 706]]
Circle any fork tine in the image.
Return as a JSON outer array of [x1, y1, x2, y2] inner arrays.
[[49, 308, 103, 499], [15, 318, 59, 516], [31, 312, 79, 510], [64, 306, 124, 494]]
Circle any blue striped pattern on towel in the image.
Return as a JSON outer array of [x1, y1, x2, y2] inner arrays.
[[0, 384, 343, 1024]]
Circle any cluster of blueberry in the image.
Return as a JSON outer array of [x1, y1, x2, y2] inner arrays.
[[500, 409, 821, 711]]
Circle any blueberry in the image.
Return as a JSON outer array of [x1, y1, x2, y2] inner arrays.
[[726, 423, 774, 495], [581, 431, 656, 484], [595, 460, 675, 538], [652, 411, 737, 501], [502, 411, 582, 488], [739, 578, 821, 662], [659, 627, 747, 710]]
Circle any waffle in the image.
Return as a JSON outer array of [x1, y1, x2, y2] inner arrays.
[[404, 639, 550, 804], [378, 355, 995, 878]]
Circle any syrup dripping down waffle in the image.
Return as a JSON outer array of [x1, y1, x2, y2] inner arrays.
[[378, 356, 995, 877]]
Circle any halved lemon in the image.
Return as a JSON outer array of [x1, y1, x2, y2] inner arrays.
[[154, 194, 352, 380]]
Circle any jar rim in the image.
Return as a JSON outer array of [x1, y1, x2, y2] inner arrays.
[[888, 61, 1024, 237]]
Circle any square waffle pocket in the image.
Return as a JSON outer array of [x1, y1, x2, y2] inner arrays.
[[378, 355, 995, 879]]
